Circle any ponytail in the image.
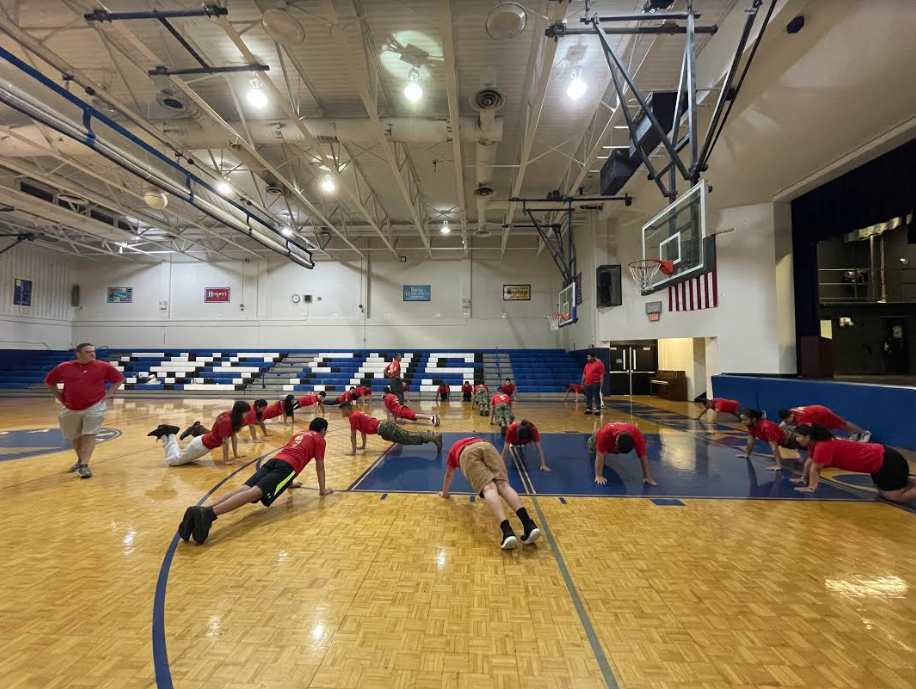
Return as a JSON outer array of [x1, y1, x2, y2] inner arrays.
[[283, 394, 296, 419], [230, 400, 251, 432]]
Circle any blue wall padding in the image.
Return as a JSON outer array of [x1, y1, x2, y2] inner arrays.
[[712, 374, 916, 449]]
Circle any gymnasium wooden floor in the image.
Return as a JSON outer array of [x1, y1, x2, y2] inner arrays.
[[2, 395, 915, 689]]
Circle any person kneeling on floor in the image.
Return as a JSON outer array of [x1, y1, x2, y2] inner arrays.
[[177, 418, 333, 545], [439, 437, 540, 550]]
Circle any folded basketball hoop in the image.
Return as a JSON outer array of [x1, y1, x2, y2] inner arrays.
[[547, 313, 568, 331], [628, 259, 674, 294]]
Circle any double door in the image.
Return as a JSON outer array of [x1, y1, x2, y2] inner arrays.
[[607, 344, 658, 396]]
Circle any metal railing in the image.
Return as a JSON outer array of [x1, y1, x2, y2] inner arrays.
[[819, 266, 916, 303]]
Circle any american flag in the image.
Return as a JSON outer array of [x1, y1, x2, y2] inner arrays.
[[668, 269, 718, 311]]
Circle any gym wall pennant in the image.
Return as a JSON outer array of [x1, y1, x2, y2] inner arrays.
[[502, 284, 531, 301], [205, 287, 231, 303]]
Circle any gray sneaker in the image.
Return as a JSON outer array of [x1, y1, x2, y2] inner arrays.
[[859, 431, 871, 443], [67, 461, 81, 473], [76, 463, 93, 479]]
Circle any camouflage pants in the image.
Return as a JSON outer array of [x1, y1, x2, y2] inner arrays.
[[493, 403, 515, 428], [378, 420, 430, 446], [474, 390, 490, 415], [587, 432, 597, 454]]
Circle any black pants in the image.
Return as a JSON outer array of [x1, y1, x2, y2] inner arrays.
[[390, 377, 405, 404], [463, 392, 472, 401], [584, 383, 601, 411]]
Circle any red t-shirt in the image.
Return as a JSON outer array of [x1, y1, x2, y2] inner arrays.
[[297, 394, 321, 407], [353, 386, 372, 398], [567, 383, 584, 394], [712, 398, 740, 415], [437, 384, 451, 395], [201, 412, 233, 450], [384, 360, 401, 378], [595, 423, 646, 457], [461, 383, 473, 394], [261, 400, 285, 420], [501, 383, 516, 396], [44, 360, 124, 410], [242, 407, 262, 427], [747, 419, 786, 445], [792, 405, 844, 428], [505, 422, 539, 446], [583, 360, 605, 385], [336, 391, 354, 405], [473, 385, 488, 395], [349, 411, 380, 435], [811, 438, 883, 473], [275, 430, 326, 474], [383, 393, 400, 412], [447, 437, 487, 469], [491, 393, 511, 407]]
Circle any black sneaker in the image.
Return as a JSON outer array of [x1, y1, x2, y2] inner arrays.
[[191, 506, 216, 545], [161, 425, 181, 437], [521, 523, 541, 545], [180, 422, 200, 440], [585, 409, 593, 415], [178, 507, 195, 542], [76, 463, 92, 479], [501, 532, 518, 550], [147, 425, 166, 438]]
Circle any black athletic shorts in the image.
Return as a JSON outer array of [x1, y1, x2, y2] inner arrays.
[[871, 447, 909, 492], [244, 457, 298, 506], [463, 393, 472, 401]]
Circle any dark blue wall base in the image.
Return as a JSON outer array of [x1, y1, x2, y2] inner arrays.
[[712, 375, 916, 449]]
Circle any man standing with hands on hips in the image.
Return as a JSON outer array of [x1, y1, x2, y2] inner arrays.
[[384, 353, 406, 404], [44, 342, 124, 478], [581, 349, 605, 415]]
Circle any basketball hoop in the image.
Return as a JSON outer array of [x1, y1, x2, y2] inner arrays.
[[547, 313, 568, 331], [628, 259, 674, 294]]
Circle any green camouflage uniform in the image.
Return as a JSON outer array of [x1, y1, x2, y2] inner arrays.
[[474, 389, 490, 416], [378, 420, 431, 446], [494, 403, 515, 428], [587, 432, 597, 455]]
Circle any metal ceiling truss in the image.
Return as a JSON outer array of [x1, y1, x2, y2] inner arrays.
[[439, 0, 469, 253], [548, 0, 774, 203]]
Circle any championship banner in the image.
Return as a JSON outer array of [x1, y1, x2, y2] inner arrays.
[[502, 284, 531, 301]]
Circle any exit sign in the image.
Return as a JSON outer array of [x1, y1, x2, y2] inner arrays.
[[205, 287, 230, 303]]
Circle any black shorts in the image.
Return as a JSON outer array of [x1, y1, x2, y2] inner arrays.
[[463, 393, 472, 401], [244, 458, 298, 506], [440, 392, 449, 400], [871, 447, 910, 492]]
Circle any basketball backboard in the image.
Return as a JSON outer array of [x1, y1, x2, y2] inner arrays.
[[640, 182, 709, 293], [557, 282, 577, 327]]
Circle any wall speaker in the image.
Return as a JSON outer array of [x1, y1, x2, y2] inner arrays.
[[596, 264, 622, 307], [70, 284, 80, 307]]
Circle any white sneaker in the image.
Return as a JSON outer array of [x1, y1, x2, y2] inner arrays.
[[431, 414, 440, 427], [859, 431, 871, 443]]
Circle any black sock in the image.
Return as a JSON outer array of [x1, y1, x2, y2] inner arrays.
[[206, 506, 217, 520], [499, 519, 513, 535], [516, 507, 534, 528]]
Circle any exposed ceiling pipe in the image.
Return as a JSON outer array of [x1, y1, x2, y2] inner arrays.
[[471, 78, 506, 238]]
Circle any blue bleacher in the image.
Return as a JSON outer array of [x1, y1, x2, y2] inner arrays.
[[0, 350, 71, 389], [509, 349, 582, 393]]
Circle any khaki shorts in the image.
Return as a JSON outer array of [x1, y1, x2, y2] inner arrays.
[[459, 442, 508, 496], [58, 400, 106, 440]]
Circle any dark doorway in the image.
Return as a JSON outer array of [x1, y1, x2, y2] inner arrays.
[[607, 342, 658, 395], [880, 317, 909, 374]]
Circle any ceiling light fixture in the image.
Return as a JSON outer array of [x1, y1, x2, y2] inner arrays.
[[246, 79, 268, 109], [320, 174, 336, 193], [281, 226, 294, 237], [216, 180, 232, 195], [566, 69, 587, 101], [440, 220, 451, 235], [404, 68, 423, 103]]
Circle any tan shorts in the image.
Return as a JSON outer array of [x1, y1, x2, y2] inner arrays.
[[58, 400, 106, 440], [459, 442, 508, 496]]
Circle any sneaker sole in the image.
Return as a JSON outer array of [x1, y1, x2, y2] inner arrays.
[[521, 528, 541, 545], [78, 471, 92, 479], [501, 536, 518, 550]]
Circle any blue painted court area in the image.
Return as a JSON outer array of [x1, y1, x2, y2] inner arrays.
[[350, 431, 873, 502], [0, 427, 121, 462]]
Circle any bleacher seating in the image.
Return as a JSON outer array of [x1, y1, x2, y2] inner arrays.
[[0, 348, 586, 396]]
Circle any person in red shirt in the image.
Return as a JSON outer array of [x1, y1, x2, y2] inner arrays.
[[564, 383, 584, 402], [461, 381, 473, 402], [241, 399, 270, 442], [44, 342, 124, 479], [580, 350, 605, 415], [294, 392, 326, 417], [501, 378, 517, 399], [384, 353, 407, 404], [340, 403, 442, 455], [694, 396, 742, 423], [177, 418, 333, 545], [489, 391, 515, 430], [778, 405, 870, 441], [588, 422, 656, 486], [149, 401, 250, 466], [383, 389, 440, 426], [351, 386, 373, 406], [500, 420, 549, 472], [435, 383, 451, 403], [791, 424, 916, 502], [439, 437, 540, 550], [738, 409, 792, 471], [472, 384, 490, 416], [324, 389, 355, 408]]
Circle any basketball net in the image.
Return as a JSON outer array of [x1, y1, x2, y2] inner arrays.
[[547, 313, 568, 331], [628, 259, 673, 294]]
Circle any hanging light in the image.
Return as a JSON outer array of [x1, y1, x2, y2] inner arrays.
[[281, 226, 294, 237], [216, 180, 232, 195], [320, 174, 336, 193], [566, 69, 587, 101], [246, 79, 268, 108], [440, 220, 451, 235], [403, 68, 423, 103]]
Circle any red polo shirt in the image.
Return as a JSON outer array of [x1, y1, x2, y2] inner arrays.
[[583, 360, 605, 385], [45, 360, 124, 410]]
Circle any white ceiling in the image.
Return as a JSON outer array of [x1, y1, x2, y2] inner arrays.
[[0, 0, 754, 262]]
